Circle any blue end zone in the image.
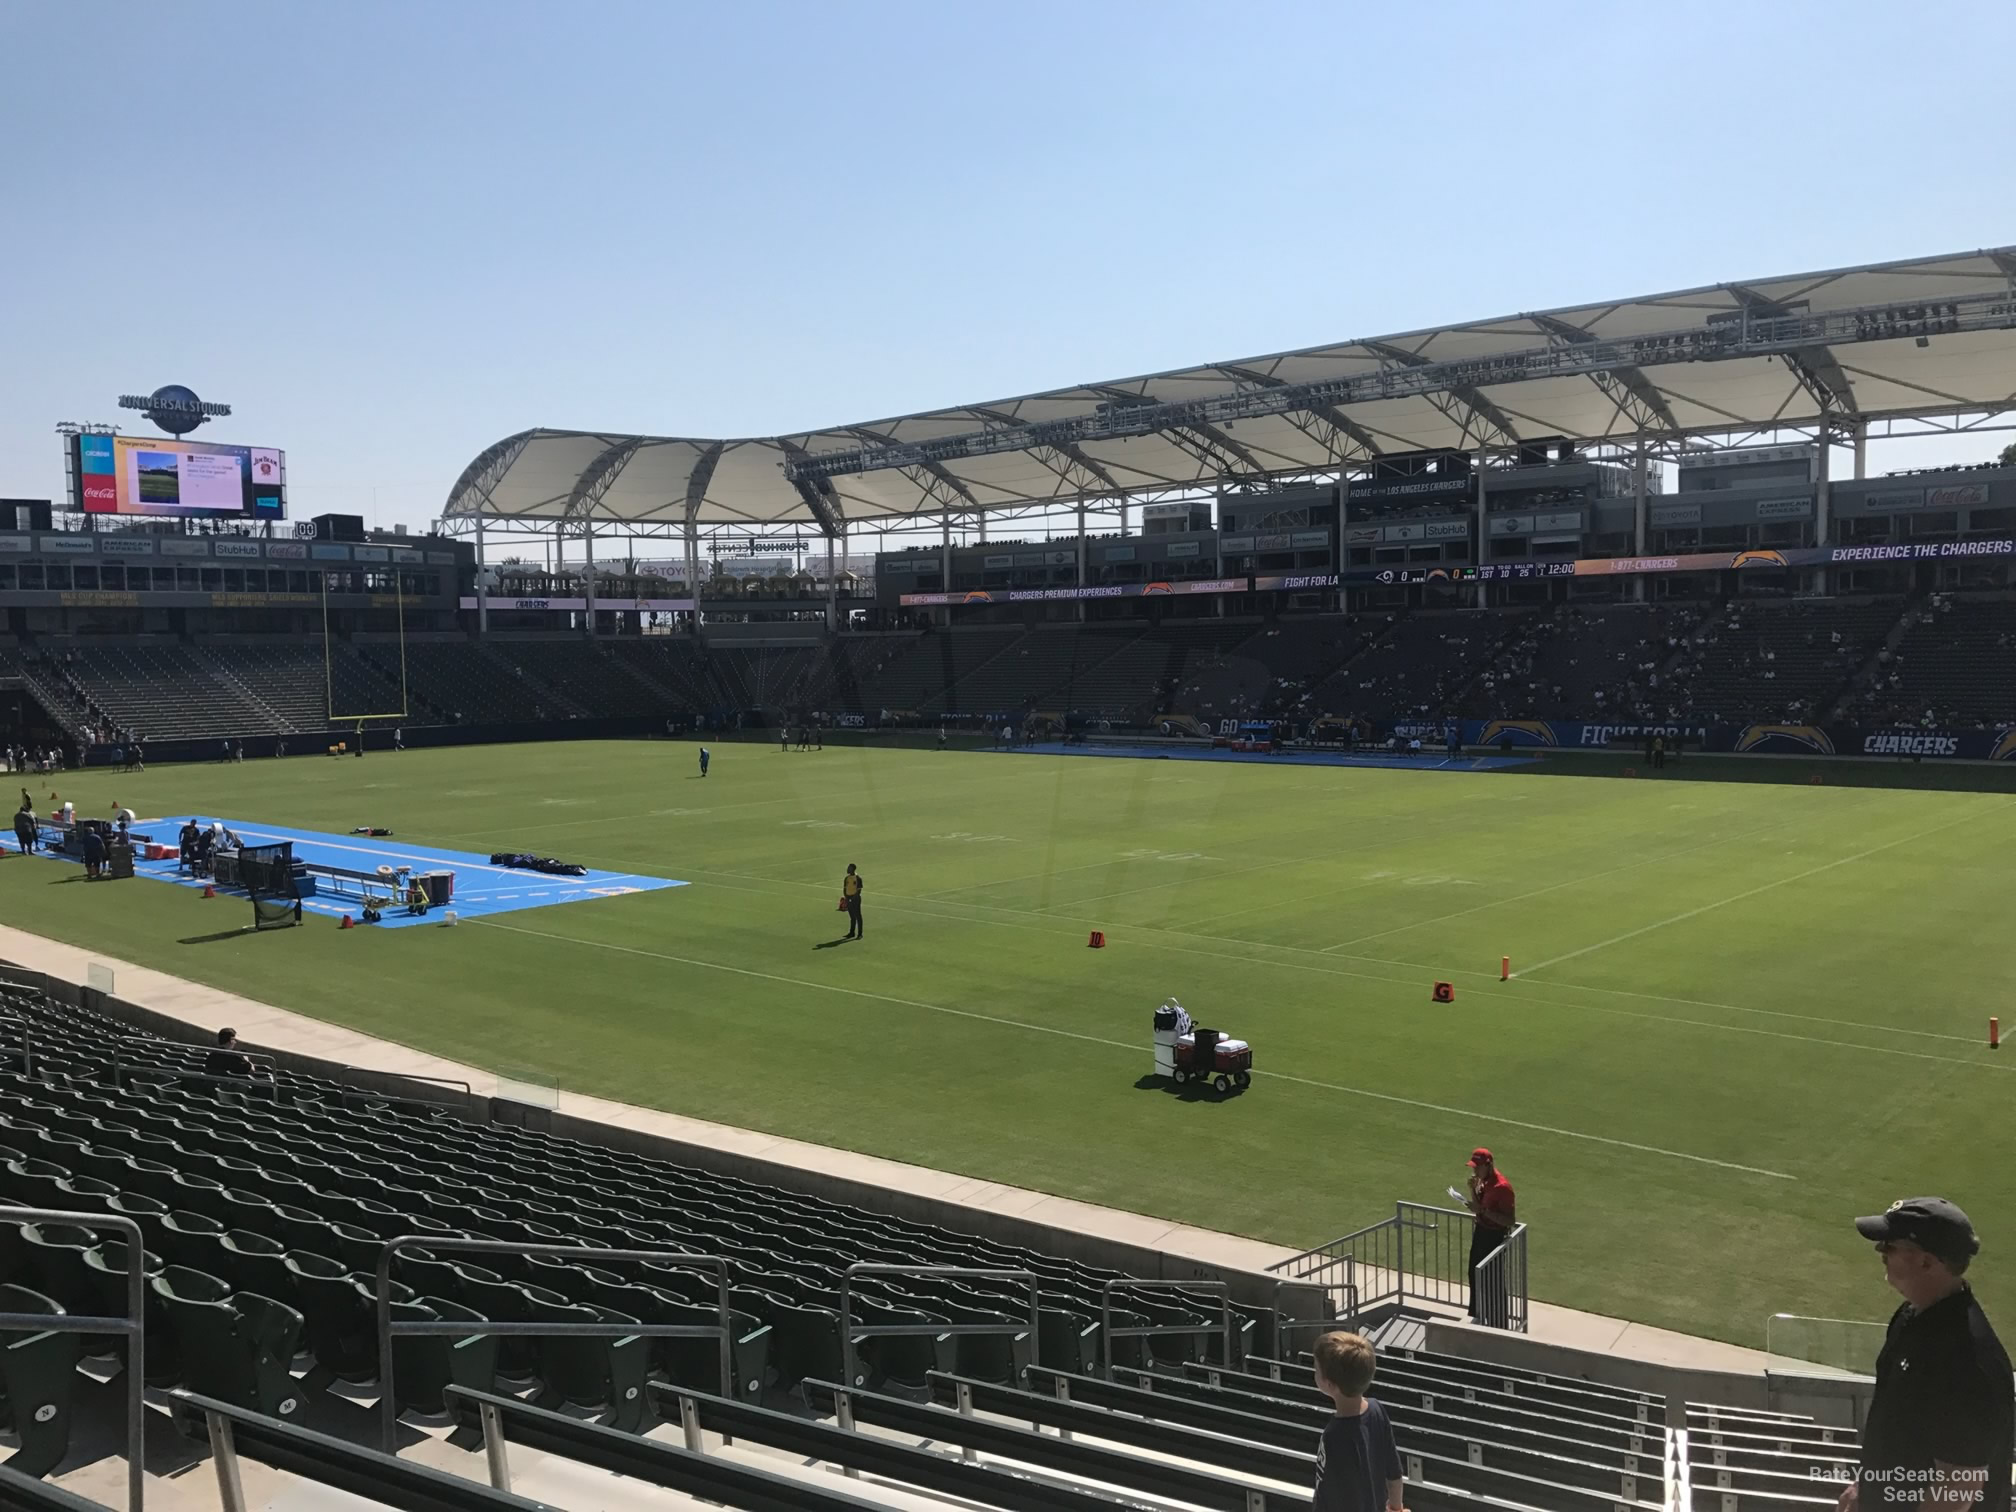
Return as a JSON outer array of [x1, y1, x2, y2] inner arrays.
[[22, 817, 685, 929], [996, 741, 1537, 772]]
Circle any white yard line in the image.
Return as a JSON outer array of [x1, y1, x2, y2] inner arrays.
[[1320, 811, 1824, 953], [471, 917, 1795, 1181], [1516, 802, 1998, 978]]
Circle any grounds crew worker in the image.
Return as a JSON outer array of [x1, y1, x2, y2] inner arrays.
[[1843, 1197, 2010, 1512], [1461, 1148, 1516, 1328], [842, 863, 864, 940]]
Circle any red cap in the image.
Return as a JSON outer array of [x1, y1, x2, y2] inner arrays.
[[1468, 1148, 1493, 1166]]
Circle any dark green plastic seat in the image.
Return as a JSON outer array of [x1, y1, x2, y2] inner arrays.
[[217, 1231, 293, 1305], [82, 1241, 160, 1362], [0, 1283, 79, 1477], [325, 1222, 387, 1277], [262, 1203, 335, 1256], [281, 1253, 411, 1384], [151, 1267, 304, 1419], [157, 1211, 226, 1276], [539, 1301, 648, 1431], [390, 1297, 498, 1417], [3, 1159, 75, 1214], [18, 1223, 97, 1313]]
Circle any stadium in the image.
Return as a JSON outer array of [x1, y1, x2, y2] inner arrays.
[[2, 241, 2015, 1511]]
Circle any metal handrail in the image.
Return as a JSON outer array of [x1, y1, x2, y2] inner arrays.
[[373, 1235, 735, 1452], [111, 1035, 278, 1099], [0, 1015, 36, 1078], [1098, 1278, 1233, 1378], [0, 1206, 145, 1512], [332, 1068, 474, 1112], [839, 1264, 1038, 1393], [1471, 1221, 1529, 1333], [1266, 1199, 1528, 1332]]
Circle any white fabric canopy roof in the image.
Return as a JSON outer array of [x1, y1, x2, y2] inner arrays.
[[444, 246, 2016, 531]]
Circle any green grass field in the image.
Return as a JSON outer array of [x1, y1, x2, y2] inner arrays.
[[3, 738, 2008, 1348]]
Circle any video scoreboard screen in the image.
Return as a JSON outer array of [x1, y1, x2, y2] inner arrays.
[[68, 434, 287, 521]]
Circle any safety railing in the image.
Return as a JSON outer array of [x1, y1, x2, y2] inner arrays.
[[1099, 1278, 1232, 1377], [1268, 1200, 1528, 1333], [373, 1235, 736, 1451], [0, 1206, 145, 1512], [839, 1264, 1038, 1395], [110, 1035, 280, 1100], [1765, 1312, 1885, 1375], [1472, 1222, 1528, 1333], [0, 1016, 36, 1078], [335, 1070, 475, 1114]]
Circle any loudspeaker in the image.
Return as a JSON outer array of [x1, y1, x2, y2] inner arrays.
[[312, 513, 366, 543]]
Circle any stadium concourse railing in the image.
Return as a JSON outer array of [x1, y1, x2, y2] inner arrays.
[[1267, 1201, 1530, 1335]]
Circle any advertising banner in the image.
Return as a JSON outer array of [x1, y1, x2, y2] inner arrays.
[[458, 596, 696, 613], [900, 578, 1245, 606], [1429, 718, 2016, 760]]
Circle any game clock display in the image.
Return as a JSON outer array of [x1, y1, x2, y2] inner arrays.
[[72, 433, 287, 520]]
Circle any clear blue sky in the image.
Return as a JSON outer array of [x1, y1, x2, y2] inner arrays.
[[3, 0, 2010, 534]]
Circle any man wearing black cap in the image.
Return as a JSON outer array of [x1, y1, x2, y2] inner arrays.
[[1845, 1197, 2010, 1512], [1461, 1148, 1517, 1328]]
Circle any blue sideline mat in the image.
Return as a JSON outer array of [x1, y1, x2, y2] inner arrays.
[[22, 816, 685, 930], [993, 742, 1536, 772]]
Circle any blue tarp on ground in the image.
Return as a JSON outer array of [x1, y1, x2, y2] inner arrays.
[[17, 816, 685, 930]]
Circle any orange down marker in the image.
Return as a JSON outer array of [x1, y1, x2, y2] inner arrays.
[[1992, 1017, 2001, 1051], [1501, 956, 1511, 982]]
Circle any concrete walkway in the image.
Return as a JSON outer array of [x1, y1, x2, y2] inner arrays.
[[0, 922, 1791, 1377]]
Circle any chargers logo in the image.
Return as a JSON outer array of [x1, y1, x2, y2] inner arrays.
[[1990, 729, 2016, 762], [1477, 719, 1557, 748], [1142, 582, 1174, 595], [1734, 724, 1835, 754], [1731, 549, 1790, 569], [960, 591, 994, 603]]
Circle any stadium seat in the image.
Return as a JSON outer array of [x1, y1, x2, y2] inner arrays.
[[17, 1223, 97, 1313], [389, 1297, 498, 1417], [0, 1284, 79, 1478], [156, 1210, 228, 1276], [81, 1240, 158, 1363], [215, 1230, 294, 1303], [152, 1267, 304, 1419]]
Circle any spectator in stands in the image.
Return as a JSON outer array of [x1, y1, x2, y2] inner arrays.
[[841, 862, 864, 939], [1310, 1331, 1406, 1512], [203, 1028, 267, 1082], [1461, 1148, 1516, 1328], [1845, 1198, 2009, 1512]]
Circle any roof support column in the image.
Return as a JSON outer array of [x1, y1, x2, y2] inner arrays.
[[684, 512, 703, 639], [583, 525, 597, 638], [474, 516, 488, 637], [1076, 502, 1089, 624], [1474, 448, 1489, 609], [1853, 420, 1867, 481], [1814, 414, 1832, 548], [1632, 437, 1649, 604], [825, 527, 839, 634], [1813, 414, 1833, 597], [940, 513, 953, 624]]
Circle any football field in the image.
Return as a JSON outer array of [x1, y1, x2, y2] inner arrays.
[[2, 736, 2008, 1348]]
